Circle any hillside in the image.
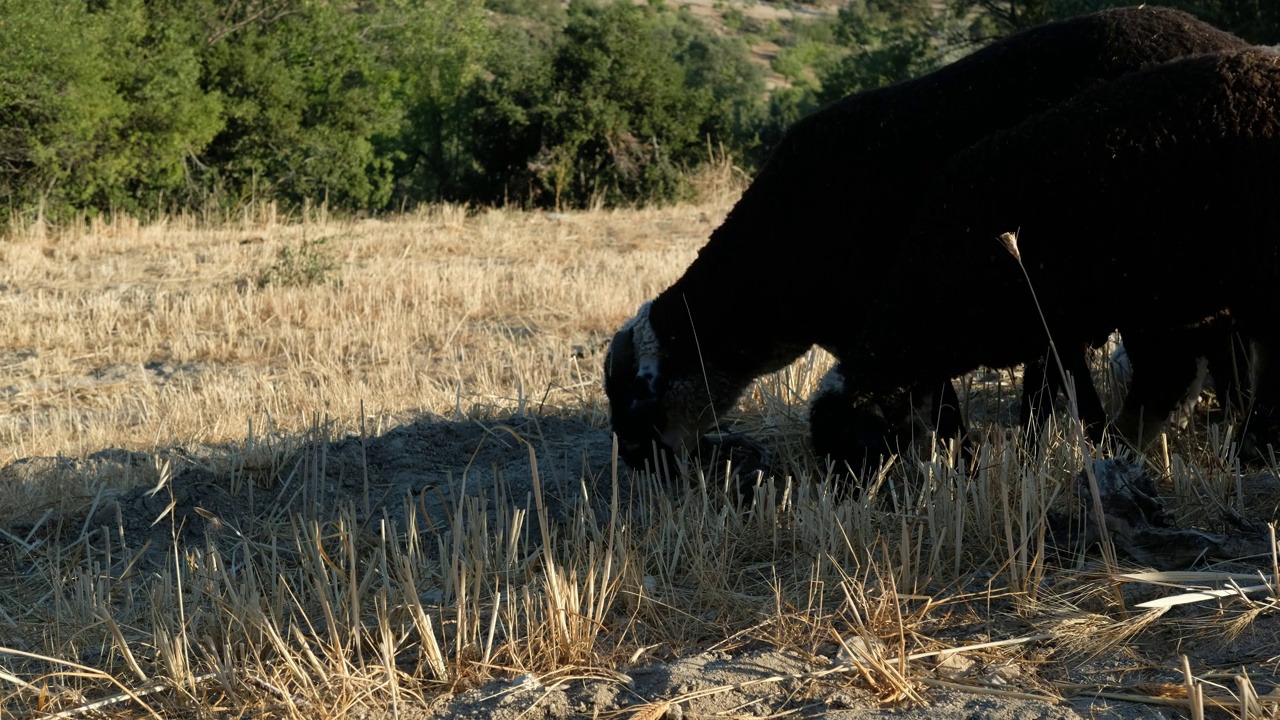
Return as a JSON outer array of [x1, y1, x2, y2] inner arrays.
[[658, 0, 843, 89]]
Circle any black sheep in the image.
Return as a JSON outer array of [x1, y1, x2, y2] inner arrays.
[[603, 6, 1248, 474], [1110, 312, 1253, 447], [835, 47, 1280, 471]]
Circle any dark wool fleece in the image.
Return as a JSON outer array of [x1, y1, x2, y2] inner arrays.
[[842, 47, 1280, 404], [605, 6, 1248, 470], [643, 6, 1247, 378]]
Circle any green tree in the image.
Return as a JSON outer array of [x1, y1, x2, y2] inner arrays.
[[772, 41, 839, 91], [196, 0, 401, 211], [0, 1, 122, 217], [752, 85, 821, 161], [533, 0, 710, 206], [458, 20, 559, 204], [659, 6, 768, 165], [459, 0, 767, 208], [953, 0, 1053, 34], [93, 0, 224, 211], [816, 0, 943, 103], [0, 0, 777, 218], [388, 0, 492, 203]]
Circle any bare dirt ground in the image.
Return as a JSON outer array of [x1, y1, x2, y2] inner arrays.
[[11, 407, 1277, 719], [2, 195, 1279, 718]]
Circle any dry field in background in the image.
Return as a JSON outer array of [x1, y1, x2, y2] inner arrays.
[[2, 187, 1280, 719]]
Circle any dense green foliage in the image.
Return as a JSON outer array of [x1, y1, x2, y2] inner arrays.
[[459, 0, 769, 207], [1, 0, 1276, 219]]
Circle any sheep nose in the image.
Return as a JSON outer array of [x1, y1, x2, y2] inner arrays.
[[629, 397, 660, 419], [632, 375, 656, 400], [618, 440, 646, 467], [617, 436, 673, 470]]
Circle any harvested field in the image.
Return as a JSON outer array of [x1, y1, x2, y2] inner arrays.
[[1, 195, 1279, 719]]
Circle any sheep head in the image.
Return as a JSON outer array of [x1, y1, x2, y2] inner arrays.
[[809, 367, 899, 481], [809, 365, 961, 485], [603, 301, 741, 472]]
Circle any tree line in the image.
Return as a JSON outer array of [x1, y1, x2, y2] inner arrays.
[[1, 0, 1275, 222]]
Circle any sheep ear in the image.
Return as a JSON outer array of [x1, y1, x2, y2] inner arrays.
[[626, 302, 662, 395], [605, 324, 659, 400], [606, 327, 636, 380]]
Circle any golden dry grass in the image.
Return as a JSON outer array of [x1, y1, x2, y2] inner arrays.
[[0, 201, 717, 457], [1, 189, 1279, 719]]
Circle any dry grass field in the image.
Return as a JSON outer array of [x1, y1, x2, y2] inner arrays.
[[2, 178, 1280, 719]]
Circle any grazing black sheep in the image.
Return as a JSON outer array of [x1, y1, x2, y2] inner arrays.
[[999, 309, 1250, 452], [1110, 312, 1254, 447], [603, 6, 1247, 473], [835, 46, 1280, 472]]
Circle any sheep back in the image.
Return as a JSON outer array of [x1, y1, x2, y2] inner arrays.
[[650, 6, 1249, 364], [843, 47, 1280, 401]]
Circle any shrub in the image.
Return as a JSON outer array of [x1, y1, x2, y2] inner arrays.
[[257, 235, 341, 288]]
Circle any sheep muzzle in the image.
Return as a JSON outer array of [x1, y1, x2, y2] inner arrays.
[[604, 304, 677, 467]]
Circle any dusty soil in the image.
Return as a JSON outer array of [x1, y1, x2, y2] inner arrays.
[[6, 407, 1265, 719], [431, 644, 1190, 719], [2, 412, 621, 562]]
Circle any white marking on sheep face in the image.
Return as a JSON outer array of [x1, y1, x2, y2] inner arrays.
[[815, 365, 845, 399], [618, 302, 661, 394], [1169, 356, 1210, 430], [604, 300, 744, 465]]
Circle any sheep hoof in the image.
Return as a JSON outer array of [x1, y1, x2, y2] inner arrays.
[[809, 392, 896, 492]]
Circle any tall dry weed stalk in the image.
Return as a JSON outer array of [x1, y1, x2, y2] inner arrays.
[[999, 231, 1118, 574]]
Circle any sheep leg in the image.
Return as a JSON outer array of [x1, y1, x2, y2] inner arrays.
[[1202, 323, 1252, 421], [1158, 314, 1249, 429], [808, 366, 896, 485], [1019, 346, 1106, 448], [1112, 326, 1210, 448], [1070, 345, 1111, 440], [1019, 353, 1094, 447], [924, 379, 970, 469], [1019, 355, 1054, 445], [934, 379, 965, 441], [871, 378, 969, 467], [1059, 346, 1109, 444], [809, 367, 967, 488], [1240, 332, 1280, 460]]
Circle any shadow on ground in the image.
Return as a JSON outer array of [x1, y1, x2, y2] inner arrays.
[[1, 413, 626, 564]]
